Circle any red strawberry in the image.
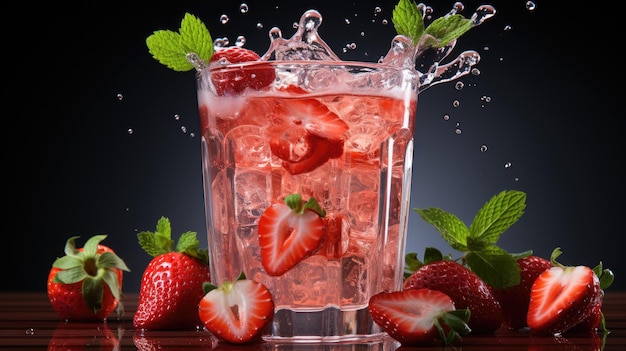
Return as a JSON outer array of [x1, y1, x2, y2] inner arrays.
[[257, 194, 326, 276], [209, 46, 275, 96], [268, 92, 348, 174], [48, 321, 119, 351], [494, 255, 552, 330], [47, 235, 129, 321], [568, 261, 614, 335], [526, 248, 601, 335], [368, 288, 471, 346], [133, 217, 211, 330], [198, 274, 274, 344], [403, 260, 504, 334]]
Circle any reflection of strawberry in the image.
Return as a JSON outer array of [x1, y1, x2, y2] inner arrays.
[[526, 248, 601, 335], [209, 46, 275, 96], [258, 194, 326, 276], [133, 217, 211, 330], [404, 260, 504, 334], [48, 321, 119, 350], [368, 288, 471, 346], [47, 235, 129, 321], [198, 275, 274, 344], [133, 330, 215, 350], [494, 255, 552, 330]]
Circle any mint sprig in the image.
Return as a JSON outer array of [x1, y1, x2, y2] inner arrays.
[[146, 13, 213, 72], [392, 0, 473, 49], [412, 190, 527, 289]]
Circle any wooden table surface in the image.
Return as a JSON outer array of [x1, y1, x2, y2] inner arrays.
[[1, 291, 625, 350]]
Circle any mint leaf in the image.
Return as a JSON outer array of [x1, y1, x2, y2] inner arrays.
[[424, 14, 473, 47], [392, 0, 424, 41], [414, 207, 469, 251], [137, 217, 174, 257], [392, 0, 473, 49], [465, 247, 520, 289], [146, 13, 213, 72], [468, 190, 526, 244]]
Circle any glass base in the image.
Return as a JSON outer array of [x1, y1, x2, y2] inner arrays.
[[263, 306, 391, 344]]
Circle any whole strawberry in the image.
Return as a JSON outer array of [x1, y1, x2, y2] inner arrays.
[[494, 255, 552, 330], [209, 46, 276, 96], [133, 217, 211, 330], [47, 235, 130, 321], [404, 259, 504, 334]]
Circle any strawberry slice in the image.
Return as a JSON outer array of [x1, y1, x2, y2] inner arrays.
[[280, 136, 344, 175], [368, 288, 471, 346], [277, 96, 348, 141], [257, 194, 326, 276], [526, 248, 601, 335], [209, 46, 276, 96], [198, 275, 274, 344]]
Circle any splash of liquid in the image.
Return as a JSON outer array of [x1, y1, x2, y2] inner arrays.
[[191, 4, 496, 93]]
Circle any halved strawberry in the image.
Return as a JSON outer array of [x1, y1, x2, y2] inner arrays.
[[268, 90, 348, 174], [198, 275, 274, 344], [526, 248, 601, 335], [257, 194, 326, 276], [368, 288, 471, 346], [209, 46, 275, 96]]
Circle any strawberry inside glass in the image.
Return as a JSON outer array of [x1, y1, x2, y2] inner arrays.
[[191, 8, 493, 341]]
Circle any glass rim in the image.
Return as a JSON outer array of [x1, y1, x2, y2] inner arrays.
[[204, 59, 413, 72]]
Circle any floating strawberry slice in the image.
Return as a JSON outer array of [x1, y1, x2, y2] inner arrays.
[[257, 194, 326, 276], [209, 46, 276, 96], [368, 289, 471, 346], [280, 135, 344, 175], [526, 248, 602, 335], [198, 274, 274, 344]]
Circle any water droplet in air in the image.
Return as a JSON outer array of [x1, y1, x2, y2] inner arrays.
[[455, 128, 462, 135], [471, 68, 481, 75], [236, 36, 246, 46], [190, 132, 196, 138], [504, 162, 512, 168], [344, 18, 350, 25], [455, 81, 464, 90], [181, 126, 187, 133], [481, 95, 491, 103], [127, 128, 134, 135], [374, 6, 382, 14], [382, 19, 388, 25], [514, 177, 520, 182], [174, 114, 180, 120], [220, 14, 229, 25], [360, 31, 365, 36], [239, 3, 249, 13], [443, 114, 450, 121], [504, 24, 512, 31], [480, 144, 488, 152], [453, 100, 460, 107], [256, 23, 263, 30], [25, 328, 35, 335], [526, 1, 536, 11], [116, 93, 123, 101]]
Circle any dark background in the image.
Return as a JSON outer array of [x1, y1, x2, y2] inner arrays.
[[11, 0, 622, 292]]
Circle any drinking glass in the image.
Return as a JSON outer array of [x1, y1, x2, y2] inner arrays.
[[197, 59, 418, 342]]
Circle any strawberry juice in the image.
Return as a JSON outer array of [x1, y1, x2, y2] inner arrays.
[[192, 6, 493, 342]]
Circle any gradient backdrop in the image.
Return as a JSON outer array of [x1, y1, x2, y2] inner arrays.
[[12, 0, 622, 292]]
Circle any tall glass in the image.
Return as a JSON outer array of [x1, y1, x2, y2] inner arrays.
[[197, 60, 418, 342]]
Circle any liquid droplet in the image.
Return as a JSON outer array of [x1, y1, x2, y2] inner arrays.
[[220, 14, 229, 25], [116, 93, 123, 101], [256, 23, 264, 30], [127, 128, 134, 135], [174, 114, 180, 120], [25, 328, 35, 335], [455, 81, 464, 90], [480, 144, 488, 152], [526, 1, 536, 11], [504, 162, 512, 168], [235, 36, 247, 47], [239, 3, 249, 13], [504, 24, 512, 31], [443, 114, 450, 121], [452, 100, 460, 107], [181, 126, 187, 133]]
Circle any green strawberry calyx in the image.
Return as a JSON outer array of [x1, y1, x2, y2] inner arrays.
[[409, 190, 527, 289], [137, 216, 209, 263], [52, 234, 130, 314]]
